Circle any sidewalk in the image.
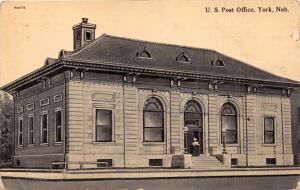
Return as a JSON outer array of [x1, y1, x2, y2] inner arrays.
[[0, 167, 300, 180]]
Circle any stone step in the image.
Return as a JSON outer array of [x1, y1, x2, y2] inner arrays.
[[191, 156, 226, 169]]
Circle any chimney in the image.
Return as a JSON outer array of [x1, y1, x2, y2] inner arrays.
[[72, 18, 96, 50]]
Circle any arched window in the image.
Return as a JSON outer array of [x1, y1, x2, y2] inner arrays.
[[143, 97, 164, 142], [184, 100, 203, 128], [176, 52, 191, 63], [221, 103, 237, 144], [137, 47, 152, 59]]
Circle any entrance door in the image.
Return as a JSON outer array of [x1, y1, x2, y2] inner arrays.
[[184, 127, 203, 155], [184, 100, 204, 155]]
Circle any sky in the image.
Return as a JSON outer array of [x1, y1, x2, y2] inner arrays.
[[0, 0, 299, 87]]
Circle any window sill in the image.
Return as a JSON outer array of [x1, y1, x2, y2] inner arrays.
[[263, 143, 276, 147], [18, 145, 24, 148], [54, 142, 63, 146], [91, 141, 116, 145], [223, 143, 239, 147], [40, 143, 49, 146], [27, 144, 35, 147], [143, 142, 165, 146]]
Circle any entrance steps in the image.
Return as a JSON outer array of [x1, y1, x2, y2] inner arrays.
[[191, 155, 226, 169]]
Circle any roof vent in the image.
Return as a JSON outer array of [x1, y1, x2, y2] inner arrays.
[[137, 47, 152, 59], [176, 52, 190, 63], [211, 58, 225, 67]]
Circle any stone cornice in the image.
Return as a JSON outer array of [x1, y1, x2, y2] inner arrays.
[[1, 58, 299, 93]]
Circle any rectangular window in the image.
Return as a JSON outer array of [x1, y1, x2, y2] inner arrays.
[[96, 109, 112, 142], [264, 117, 275, 144], [55, 110, 62, 143], [221, 115, 237, 144], [97, 159, 112, 168], [40, 98, 50, 106], [41, 113, 48, 144], [28, 115, 34, 145], [85, 31, 91, 41], [54, 94, 63, 103], [18, 118, 23, 147], [144, 111, 164, 142], [266, 158, 276, 165], [149, 159, 163, 167]]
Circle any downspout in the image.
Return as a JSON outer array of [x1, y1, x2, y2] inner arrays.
[[12, 94, 16, 167], [281, 96, 285, 165], [122, 81, 126, 168], [63, 71, 68, 169], [207, 93, 210, 155], [244, 92, 248, 167]]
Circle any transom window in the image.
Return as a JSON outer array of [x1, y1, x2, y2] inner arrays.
[[184, 100, 203, 128], [143, 97, 164, 142], [28, 115, 34, 145], [41, 113, 48, 144], [221, 103, 237, 144], [96, 109, 112, 142], [264, 117, 275, 144]]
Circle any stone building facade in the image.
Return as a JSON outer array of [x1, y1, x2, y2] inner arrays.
[[1, 18, 299, 169]]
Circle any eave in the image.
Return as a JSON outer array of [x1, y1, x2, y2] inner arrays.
[[62, 58, 300, 88], [0, 60, 63, 92], [1, 58, 299, 93]]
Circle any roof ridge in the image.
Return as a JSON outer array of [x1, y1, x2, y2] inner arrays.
[[104, 34, 216, 52]]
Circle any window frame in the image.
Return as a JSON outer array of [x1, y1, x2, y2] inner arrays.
[[95, 109, 113, 142], [40, 111, 49, 145], [143, 97, 165, 143], [53, 94, 63, 103], [263, 116, 276, 145], [85, 31, 92, 41], [40, 98, 50, 107], [221, 103, 238, 144], [76, 31, 81, 41], [18, 117, 24, 147], [55, 108, 63, 144], [27, 114, 34, 146]]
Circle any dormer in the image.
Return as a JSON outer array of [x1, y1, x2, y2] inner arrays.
[[72, 18, 96, 50]]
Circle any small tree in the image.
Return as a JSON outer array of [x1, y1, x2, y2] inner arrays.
[[0, 92, 14, 163]]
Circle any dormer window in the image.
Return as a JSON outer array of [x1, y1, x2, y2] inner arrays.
[[211, 58, 225, 67], [137, 47, 152, 59], [176, 52, 190, 63], [85, 31, 92, 41]]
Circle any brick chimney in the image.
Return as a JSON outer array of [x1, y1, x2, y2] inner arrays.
[[72, 18, 96, 50]]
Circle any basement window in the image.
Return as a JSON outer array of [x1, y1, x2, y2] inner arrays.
[[149, 159, 163, 167], [97, 159, 112, 168], [266, 158, 276, 165], [231, 158, 238, 166]]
